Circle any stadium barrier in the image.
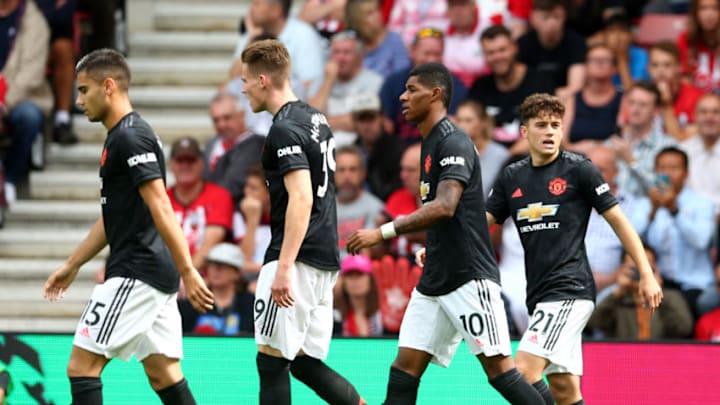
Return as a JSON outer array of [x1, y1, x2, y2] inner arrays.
[[1, 334, 718, 404]]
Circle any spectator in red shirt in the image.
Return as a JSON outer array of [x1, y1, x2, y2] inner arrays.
[[678, 0, 720, 93], [167, 137, 234, 270], [649, 41, 705, 141]]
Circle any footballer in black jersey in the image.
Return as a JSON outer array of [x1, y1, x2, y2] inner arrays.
[[240, 39, 364, 405], [348, 63, 545, 405], [485, 93, 663, 405], [43, 49, 211, 405]]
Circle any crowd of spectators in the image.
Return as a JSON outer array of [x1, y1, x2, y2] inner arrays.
[[12, 0, 720, 341]]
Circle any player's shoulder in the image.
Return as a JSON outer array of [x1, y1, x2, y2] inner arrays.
[[559, 150, 594, 173], [110, 113, 156, 143], [502, 155, 531, 176], [435, 119, 469, 144]]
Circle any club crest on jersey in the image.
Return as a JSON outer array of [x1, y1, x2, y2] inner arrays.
[[424, 155, 432, 174], [420, 181, 430, 201], [548, 177, 567, 196], [517, 202, 559, 222], [100, 148, 108, 166]]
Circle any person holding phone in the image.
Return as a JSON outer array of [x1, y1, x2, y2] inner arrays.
[[636, 146, 716, 319]]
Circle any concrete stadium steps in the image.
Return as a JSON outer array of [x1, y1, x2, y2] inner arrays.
[[130, 31, 237, 56], [7, 200, 99, 224], [0, 228, 109, 258], [129, 57, 230, 86], [74, 112, 214, 144], [29, 170, 100, 200], [154, 2, 247, 32], [131, 86, 218, 110], [0, 258, 104, 280]]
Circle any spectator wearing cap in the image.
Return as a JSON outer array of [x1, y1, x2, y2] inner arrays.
[[308, 30, 384, 146], [345, 0, 411, 78], [386, 0, 448, 47], [443, 0, 509, 88], [379, 27, 467, 145], [178, 243, 255, 335], [167, 137, 234, 270], [334, 254, 383, 337], [351, 92, 403, 201], [204, 92, 265, 204]]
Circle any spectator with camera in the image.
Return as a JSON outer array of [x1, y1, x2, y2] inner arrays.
[[588, 245, 694, 339]]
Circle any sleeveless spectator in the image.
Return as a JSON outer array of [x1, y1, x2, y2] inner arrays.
[[0, 0, 52, 204], [455, 99, 508, 198], [517, 0, 586, 96], [231, 0, 325, 97], [308, 30, 384, 146], [444, 0, 509, 88], [335, 145, 384, 259], [563, 44, 623, 154], [167, 137, 234, 271], [468, 25, 553, 153], [387, 0, 448, 47], [648, 41, 705, 141], [351, 92, 403, 201], [379, 27, 467, 145], [204, 92, 265, 204], [677, 0, 720, 93], [345, 0, 410, 78]]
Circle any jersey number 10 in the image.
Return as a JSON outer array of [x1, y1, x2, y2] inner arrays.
[[316, 138, 336, 198]]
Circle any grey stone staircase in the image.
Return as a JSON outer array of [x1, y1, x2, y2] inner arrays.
[[0, 1, 246, 332]]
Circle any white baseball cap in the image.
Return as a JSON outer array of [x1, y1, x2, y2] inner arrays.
[[206, 243, 244, 270]]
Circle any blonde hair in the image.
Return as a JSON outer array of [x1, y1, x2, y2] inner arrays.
[[241, 39, 291, 87]]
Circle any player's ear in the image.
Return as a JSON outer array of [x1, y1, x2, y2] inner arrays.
[[103, 77, 116, 96], [259, 74, 269, 88], [520, 123, 528, 139]]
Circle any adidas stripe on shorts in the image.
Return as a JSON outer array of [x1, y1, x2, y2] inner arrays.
[[398, 279, 512, 367], [254, 261, 338, 361], [73, 277, 182, 361], [518, 299, 595, 376]]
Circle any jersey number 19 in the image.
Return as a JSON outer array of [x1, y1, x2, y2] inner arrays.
[[316, 138, 336, 198]]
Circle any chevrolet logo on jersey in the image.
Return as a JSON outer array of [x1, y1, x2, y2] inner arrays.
[[420, 181, 430, 201], [516, 202, 559, 222]]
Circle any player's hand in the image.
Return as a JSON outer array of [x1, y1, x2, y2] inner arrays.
[[347, 228, 383, 255], [414, 248, 426, 268], [43, 263, 80, 301], [638, 274, 663, 312], [271, 266, 294, 307], [183, 269, 214, 313]]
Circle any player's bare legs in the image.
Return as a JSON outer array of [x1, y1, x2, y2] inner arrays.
[[517, 350, 582, 405], [514, 350, 556, 404], [142, 354, 196, 405], [67, 345, 110, 404], [547, 373, 581, 405], [477, 354, 517, 378]]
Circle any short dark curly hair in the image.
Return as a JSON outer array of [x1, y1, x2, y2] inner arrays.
[[519, 93, 565, 125]]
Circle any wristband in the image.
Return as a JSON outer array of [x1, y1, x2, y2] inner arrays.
[[380, 222, 397, 240]]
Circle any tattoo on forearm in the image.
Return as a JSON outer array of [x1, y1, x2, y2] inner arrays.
[[394, 179, 464, 235]]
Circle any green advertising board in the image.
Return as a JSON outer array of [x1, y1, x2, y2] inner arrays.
[[1, 334, 512, 404]]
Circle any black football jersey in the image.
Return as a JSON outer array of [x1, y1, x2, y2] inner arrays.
[[261, 101, 340, 270], [417, 118, 500, 296], [486, 151, 617, 312], [100, 112, 179, 293]]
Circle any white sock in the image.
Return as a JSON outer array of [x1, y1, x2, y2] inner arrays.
[[55, 110, 70, 126], [4, 182, 16, 205]]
